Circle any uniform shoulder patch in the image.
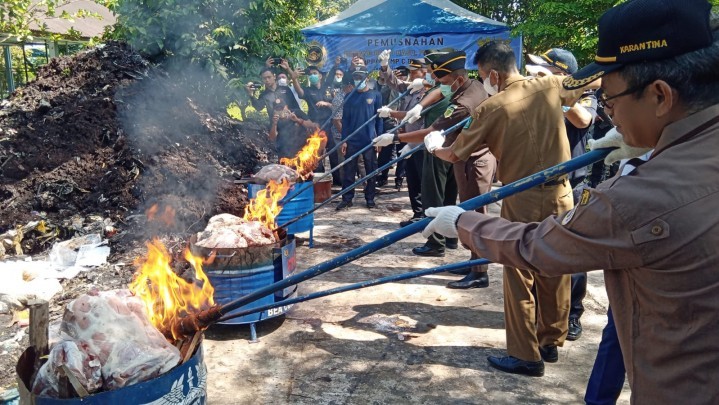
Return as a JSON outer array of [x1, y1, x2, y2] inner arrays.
[[580, 98, 594, 107], [579, 189, 591, 206], [443, 105, 456, 118]]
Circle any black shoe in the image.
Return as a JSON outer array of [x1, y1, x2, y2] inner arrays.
[[567, 318, 582, 341], [395, 178, 404, 190], [487, 355, 544, 377], [376, 178, 388, 187], [366, 200, 376, 209], [446, 239, 459, 249], [336, 200, 353, 210], [412, 245, 445, 257], [399, 216, 425, 227], [446, 271, 489, 289], [539, 345, 558, 363]]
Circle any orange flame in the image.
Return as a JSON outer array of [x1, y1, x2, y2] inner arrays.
[[129, 239, 215, 341], [146, 204, 176, 227], [280, 130, 327, 180], [243, 178, 291, 228]]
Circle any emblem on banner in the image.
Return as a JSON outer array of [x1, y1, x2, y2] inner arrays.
[[306, 41, 327, 68]]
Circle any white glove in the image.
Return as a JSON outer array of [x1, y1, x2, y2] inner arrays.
[[379, 49, 391, 67], [377, 106, 392, 118], [588, 128, 652, 164], [372, 133, 395, 147], [408, 78, 424, 94], [402, 104, 423, 124], [399, 143, 413, 158], [423, 130, 444, 153], [421, 206, 466, 238]]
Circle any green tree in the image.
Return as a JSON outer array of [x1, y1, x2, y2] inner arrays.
[[0, 0, 106, 42]]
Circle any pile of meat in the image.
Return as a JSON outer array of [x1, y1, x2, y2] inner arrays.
[[32, 290, 180, 397], [194, 214, 276, 249], [253, 164, 298, 184]]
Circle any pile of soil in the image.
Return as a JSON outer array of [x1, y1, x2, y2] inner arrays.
[[0, 41, 280, 391]]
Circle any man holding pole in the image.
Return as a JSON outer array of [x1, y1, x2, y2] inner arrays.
[[423, 0, 719, 400]]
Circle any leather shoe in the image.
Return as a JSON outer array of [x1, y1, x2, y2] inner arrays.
[[376, 178, 388, 187], [446, 271, 489, 289], [399, 216, 425, 227], [336, 200, 353, 210], [539, 345, 558, 363], [487, 355, 544, 377], [567, 318, 582, 341], [412, 245, 445, 257], [366, 200, 376, 209]]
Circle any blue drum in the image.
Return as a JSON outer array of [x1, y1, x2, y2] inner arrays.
[[247, 181, 314, 247]]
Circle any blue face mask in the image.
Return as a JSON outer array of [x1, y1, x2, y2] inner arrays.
[[308, 74, 320, 85], [354, 79, 367, 90], [425, 73, 435, 86]]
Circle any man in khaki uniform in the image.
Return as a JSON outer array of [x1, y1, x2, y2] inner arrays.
[[422, 0, 719, 400], [374, 51, 497, 288], [426, 42, 587, 376]]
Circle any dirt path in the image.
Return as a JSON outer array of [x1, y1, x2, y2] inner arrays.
[[202, 185, 631, 404]]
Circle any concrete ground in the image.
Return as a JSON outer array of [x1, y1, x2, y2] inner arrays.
[[203, 186, 630, 404]]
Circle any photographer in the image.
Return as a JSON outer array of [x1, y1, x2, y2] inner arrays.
[[269, 98, 318, 160], [244, 59, 301, 126]]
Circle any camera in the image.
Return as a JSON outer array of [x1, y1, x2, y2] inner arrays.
[[248, 83, 261, 91], [271, 57, 283, 65], [340, 56, 348, 64]]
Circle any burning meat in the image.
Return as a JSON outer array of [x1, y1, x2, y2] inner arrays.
[[195, 214, 277, 248], [32, 289, 181, 397]]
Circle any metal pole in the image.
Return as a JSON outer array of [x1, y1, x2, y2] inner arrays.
[[3, 46, 15, 94], [276, 116, 471, 230], [218, 148, 613, 314], [217, 259, 489, 322]]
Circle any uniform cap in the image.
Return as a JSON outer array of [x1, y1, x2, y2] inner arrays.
[[527, 48, 578, 74], [564, 0, 713, 89], [430, 51, 466, 78], [408, 58, 425, 70]]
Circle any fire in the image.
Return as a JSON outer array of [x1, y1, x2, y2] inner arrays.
[[146, 204, 176, 227], [280, 130, 327, 180], [243, 178, 291, 228], [129, 239, 215, 341]]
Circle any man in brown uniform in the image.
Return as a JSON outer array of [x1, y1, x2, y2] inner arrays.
[[427, 42, 588, 376], [374, 51, 497, 288], [423, 0, 719, 400]]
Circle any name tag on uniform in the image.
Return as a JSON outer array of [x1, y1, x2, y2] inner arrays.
[[561, 207, 577, 226], [580, 189, 591, 206]]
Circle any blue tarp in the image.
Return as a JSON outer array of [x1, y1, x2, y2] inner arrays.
[[301, 0, 522, 72]]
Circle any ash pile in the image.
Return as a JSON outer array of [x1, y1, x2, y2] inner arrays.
[[0, 41, 277, 259]]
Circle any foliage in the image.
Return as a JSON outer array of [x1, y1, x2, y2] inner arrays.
[[0, 0, 105, 42], [0, 46, 38, 96]]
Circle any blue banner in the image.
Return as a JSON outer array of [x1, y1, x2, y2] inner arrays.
[[303, 32, 523, 73]]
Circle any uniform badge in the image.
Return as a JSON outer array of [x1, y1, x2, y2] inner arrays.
[[580, 98, 594, 108], [444, 105, 456, 118], [561, 207, 576, 226], [579, 189, 591, 206], [366, 98, 374, 105]]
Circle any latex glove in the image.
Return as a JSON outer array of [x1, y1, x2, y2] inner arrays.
[[588, 128, 652, 164], [423, 130, 445, 153], [408, 78, 424, 94], [421, 206, 466, 238], [377, 106, 393, 118], [379, 49, 391, 67], [399, 143, 413, 158], [372, 133, 395, 147], [402, 104, 423, 124]]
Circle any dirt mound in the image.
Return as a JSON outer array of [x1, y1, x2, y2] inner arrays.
[[0, 41, 276, 253]]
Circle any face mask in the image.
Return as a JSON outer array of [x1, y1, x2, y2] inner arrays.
[[354, 80, 367, 90], [425, 73, 435, 85], [335, 76, 343, 83], [439, 84, 453, 98], [308, 74, 320, 85], [483, 71, 498, 96], [278, 78, 288, 87]]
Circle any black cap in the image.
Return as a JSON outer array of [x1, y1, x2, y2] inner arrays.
[[527, 48, 578, 74], [430, 51, 466, 78], [564, 0, 713, 89], [408, 58, 424, 70]]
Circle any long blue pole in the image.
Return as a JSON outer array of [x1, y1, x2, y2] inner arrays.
[[218, 147, 613, 315], [217, 259, 489, 322], [276, 116, 471, 230]]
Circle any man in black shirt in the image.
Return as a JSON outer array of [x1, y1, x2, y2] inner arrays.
[[245, 66, 301, 127], [269, 98, 317, 160]]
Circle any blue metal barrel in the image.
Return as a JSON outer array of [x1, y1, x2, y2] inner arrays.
[[247, 181, 314, 236], [23, 346, 206, 404]]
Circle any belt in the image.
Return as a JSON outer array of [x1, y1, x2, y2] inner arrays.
[[540, 177, 567, 187]]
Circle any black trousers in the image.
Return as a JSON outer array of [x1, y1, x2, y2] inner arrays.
[[377, 143, 405, 182], [405, 149, 423, 216], [421, 152, 457, 248], [317, 133, 342, 186], [341, 143, 377, 202]]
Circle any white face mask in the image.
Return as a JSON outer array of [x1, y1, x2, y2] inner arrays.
[[483, 71, 498, 96], [278, 78, 288, 87]]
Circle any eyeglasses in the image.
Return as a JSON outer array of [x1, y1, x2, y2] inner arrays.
[[597, 82, 650, 108]]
